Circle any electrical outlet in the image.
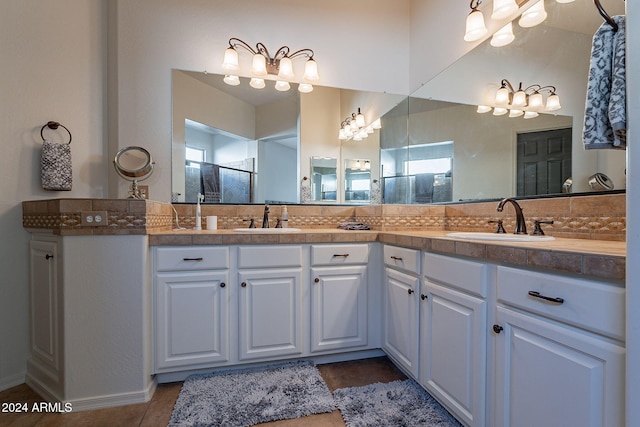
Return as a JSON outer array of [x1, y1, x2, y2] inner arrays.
[[81, 211, 109, 226]]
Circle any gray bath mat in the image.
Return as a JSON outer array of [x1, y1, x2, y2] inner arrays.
[[169, 360, 335, 426], [334, 379, 462, 427]]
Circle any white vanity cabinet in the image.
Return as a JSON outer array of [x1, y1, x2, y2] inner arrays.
[[382, 245, 421, 378], [27, 236, 63, 398], [236, 245, 304, 361], [310, 244, 369, 353], [154, 246, 230, 372], [493, 266, 625, 427], [420, 252, 489, 427]]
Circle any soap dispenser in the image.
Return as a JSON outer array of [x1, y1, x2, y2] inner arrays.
[[194, 193, 203, 230]]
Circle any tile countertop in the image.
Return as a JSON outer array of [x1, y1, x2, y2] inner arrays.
[[148, 228, 625, 282]]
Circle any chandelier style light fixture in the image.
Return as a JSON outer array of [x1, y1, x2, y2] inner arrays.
[[477, 78, 561, 119], [221, 37, 319, 93], [338, 108, 382, 141], [464, 0, 575, 46]]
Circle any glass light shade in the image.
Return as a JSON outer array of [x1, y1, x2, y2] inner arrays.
[[556, 0, 575, 3], [546, 94, 561, 111], [274, 80, 290, 91], [350, 120, 358, 131], [223, 74, 240, 86], [524, 111, 539, 119], [372, 118, 382, 129], [366, 125, 374, 134], [491, 22, 515, 47], [464, 10, 488, 42], [519, 0, 547, 28], [477, 105, 492, 113], [528, 92, 544, 110], [249, 78, 265, 89], [512, 90, 527, 108], [251, 53, 268, 77], [355, 112, 366, 128], [495, 86, 511, 106], [353, 133, 363, 141], [222, 48, 239, 71], [338, 129, 347, 140], [277, 57, 295, 80], [491, 0, 518, 20], [493, 107, 508, 116], [509, 109, 524, 118], [298, 83, 313, 93], [304, 59, 320, 82], [344, 126, 353, 137]]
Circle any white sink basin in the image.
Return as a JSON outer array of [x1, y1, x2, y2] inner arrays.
[[446, 232, 555, 242], [232, 228, 301, 233]]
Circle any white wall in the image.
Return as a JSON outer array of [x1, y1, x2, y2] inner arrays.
[[0, 0, 107, 390]]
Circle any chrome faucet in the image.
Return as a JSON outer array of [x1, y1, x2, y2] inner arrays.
[[496, 198, 527, 234], [262, 203, 270, 228]]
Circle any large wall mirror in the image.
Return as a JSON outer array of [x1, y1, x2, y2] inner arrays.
[[394, 0, 626, 202], [172, 0, 625, 205]]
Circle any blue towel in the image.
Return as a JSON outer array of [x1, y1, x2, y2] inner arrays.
[[583, 15, 626, 150]]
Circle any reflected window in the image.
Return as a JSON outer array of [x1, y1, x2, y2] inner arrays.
[[186, 146, 205, 164], [405, 157, 452, 175]]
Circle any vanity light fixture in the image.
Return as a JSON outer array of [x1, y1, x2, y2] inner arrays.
[[221, 37, 319, 93], [338, 108, 382, 141], [478, 78, 561, 118], [464, 0, 489, 42]]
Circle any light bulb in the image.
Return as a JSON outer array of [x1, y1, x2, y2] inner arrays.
[[223, 75, 240, 86], [491, 0, 518, 20], [495, 86, 510, 106], [477, 105, 492, 113], [304, 59, 319, 82], [491, 22, 515, 47], [249, 78, 265, 89], [546, 94, 561, 111], [278, 57, 295, 80], [274, 80, 290, 91], [298, 83, 313, 93], [519, 0, 547, 28], [251, 53, 267, 77], [512, 89, 527, 108], [222, 47, 239, 71], [464, 9, 488, 42], [528, 92, 544, 111]]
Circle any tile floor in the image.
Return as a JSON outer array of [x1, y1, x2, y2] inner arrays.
[[0, 357, 408, 427]]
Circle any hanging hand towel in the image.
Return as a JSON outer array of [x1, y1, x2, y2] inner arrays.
[[41, 139, 72, 191], [583, 15, 626, 150]]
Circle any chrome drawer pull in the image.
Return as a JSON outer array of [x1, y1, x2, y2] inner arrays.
[[528, 291, 564, 304], [390, 256, 403, 261], [333, 254, 349, 258], [183, 257, 204, 261]]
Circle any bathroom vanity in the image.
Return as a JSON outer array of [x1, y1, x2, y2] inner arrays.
[[22, 198, 626, 426]]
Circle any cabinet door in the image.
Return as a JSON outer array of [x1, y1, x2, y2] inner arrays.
[[29, 240, 61, 384], [310, 265, 368, 352], [155, 271, 229, 371], [420, 281, 487, 427], [494, 306, 625, 427], [383, 267, 420, 378], [238, 268, 303, 360]]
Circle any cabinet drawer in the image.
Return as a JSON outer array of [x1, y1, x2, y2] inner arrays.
[[383, 245, 420, 275], [497, 266, 625, 341], [156, 246, 229, 271], [311, 244, 369, 266], [238, 245, 303, 268], [423, 252, 487, 298]]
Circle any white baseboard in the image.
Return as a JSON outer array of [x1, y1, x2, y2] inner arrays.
[[0, 371, 26, 392]]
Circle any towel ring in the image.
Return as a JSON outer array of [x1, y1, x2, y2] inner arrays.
[[40, 121, 72, 144], [594, 0, 622, 32]]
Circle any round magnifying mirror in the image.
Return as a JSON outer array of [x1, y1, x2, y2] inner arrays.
[[113, 146, 154, 198]]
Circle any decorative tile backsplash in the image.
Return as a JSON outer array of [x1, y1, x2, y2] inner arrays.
[[22, 193, 626, 240]]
